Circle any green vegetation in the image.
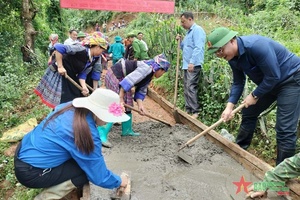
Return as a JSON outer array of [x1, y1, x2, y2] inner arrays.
[[0, 0, 299, 198]]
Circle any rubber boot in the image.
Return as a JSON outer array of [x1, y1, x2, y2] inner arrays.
[[276, 148, 295, 166], [121, 113, 140, 136], [97, 123, 113, 148], [34, 179, 76, 200], [235, 126, 254, 150]]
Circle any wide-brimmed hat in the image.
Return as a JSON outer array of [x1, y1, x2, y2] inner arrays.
[[206, 27, 238, 54], [77, 31, 86, 38], [72, 88, 129, 123], [115, 35, 122, 42]]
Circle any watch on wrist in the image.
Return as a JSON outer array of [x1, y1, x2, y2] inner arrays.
[[251, 92, 258, 99]]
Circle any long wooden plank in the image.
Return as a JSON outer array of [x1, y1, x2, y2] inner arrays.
[[148, 88, 300, 198]]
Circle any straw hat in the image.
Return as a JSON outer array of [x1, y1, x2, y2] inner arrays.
[[72, 88, 129, 122]]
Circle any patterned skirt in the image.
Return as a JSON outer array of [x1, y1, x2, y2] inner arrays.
[[105, 68, 134, 110], [34, 68, 62, 108]]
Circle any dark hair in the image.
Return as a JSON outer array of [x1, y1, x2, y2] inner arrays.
[[69, 29, 77, 34], [137, 32, 143, 35], [44, 104, 94, 154], [180, 12, 194, 20]]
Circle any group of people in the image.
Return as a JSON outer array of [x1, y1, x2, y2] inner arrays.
[[63, 29, 94, 45], [108, 31, 149, 65], [95, 22, 109, 33], [17, 23, 170, 199], [178, 11, 300, 198], [109, 19, 126, 31], [14, 11, 300, 200]]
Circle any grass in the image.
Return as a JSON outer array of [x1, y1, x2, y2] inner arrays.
[[0, 65, 51, 199]]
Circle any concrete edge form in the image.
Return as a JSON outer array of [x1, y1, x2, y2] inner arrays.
[[147, 88, 300, 199], [81, 88, 300, 199]]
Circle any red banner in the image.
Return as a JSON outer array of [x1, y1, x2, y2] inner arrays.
[[60, 0, 175, 14]]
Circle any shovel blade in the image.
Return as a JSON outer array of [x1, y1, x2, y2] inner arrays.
[[178, 151, 193, 164], [173, 109, 181, 124]]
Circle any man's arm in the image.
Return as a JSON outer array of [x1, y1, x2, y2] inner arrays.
[[264, 153, 300, 183], [246, 153, 300, 198]]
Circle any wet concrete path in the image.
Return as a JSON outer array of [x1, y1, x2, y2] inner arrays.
[[89, 122, 273, 200]]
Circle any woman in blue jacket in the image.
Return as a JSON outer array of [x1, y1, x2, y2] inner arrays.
[[14, 88, 129, 200]]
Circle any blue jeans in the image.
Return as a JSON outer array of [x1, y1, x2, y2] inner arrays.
[[183, 66, 201, 114], [237, 70, 300, 151]]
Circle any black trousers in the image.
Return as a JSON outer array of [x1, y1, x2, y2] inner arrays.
[[14, 142, 88, 188]]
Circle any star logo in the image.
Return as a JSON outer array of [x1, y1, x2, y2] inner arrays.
[[232, 176, 252, 194]]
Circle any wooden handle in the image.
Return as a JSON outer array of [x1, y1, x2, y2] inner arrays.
[[124, 104, 171, 126], [65, 74, 172, 127], [178, 104, 245, 151], [173, 40, 181, 108], [64, 74, 83, 91], [65, 74, 95, 93], [86, 84, 94, 92]]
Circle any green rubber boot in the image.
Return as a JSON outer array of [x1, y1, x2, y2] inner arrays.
[[121, 113, 140, 136], [97, 123, 113, 148]]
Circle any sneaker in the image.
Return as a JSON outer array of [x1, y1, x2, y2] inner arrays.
[[191, 113, 199, 119]]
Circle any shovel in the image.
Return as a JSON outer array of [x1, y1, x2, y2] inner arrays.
[[124, 104, 172, 126], [177, 104, 245, 164], [65, 75, 95, 93], [65, 74, 172, 127], [64, 74, 86, 91], [173, 40, 181, 123]]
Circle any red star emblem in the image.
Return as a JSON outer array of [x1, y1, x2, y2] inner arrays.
[[232, 176, 252, 194]]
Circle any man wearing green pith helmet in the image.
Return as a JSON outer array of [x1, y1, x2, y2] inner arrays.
[[127, 32, 149, 61], [206, 27, 300, 165]]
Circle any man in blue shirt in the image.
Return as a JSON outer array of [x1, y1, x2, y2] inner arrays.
[[207, 27, 300, 165], [176, 12, 206, 119]]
